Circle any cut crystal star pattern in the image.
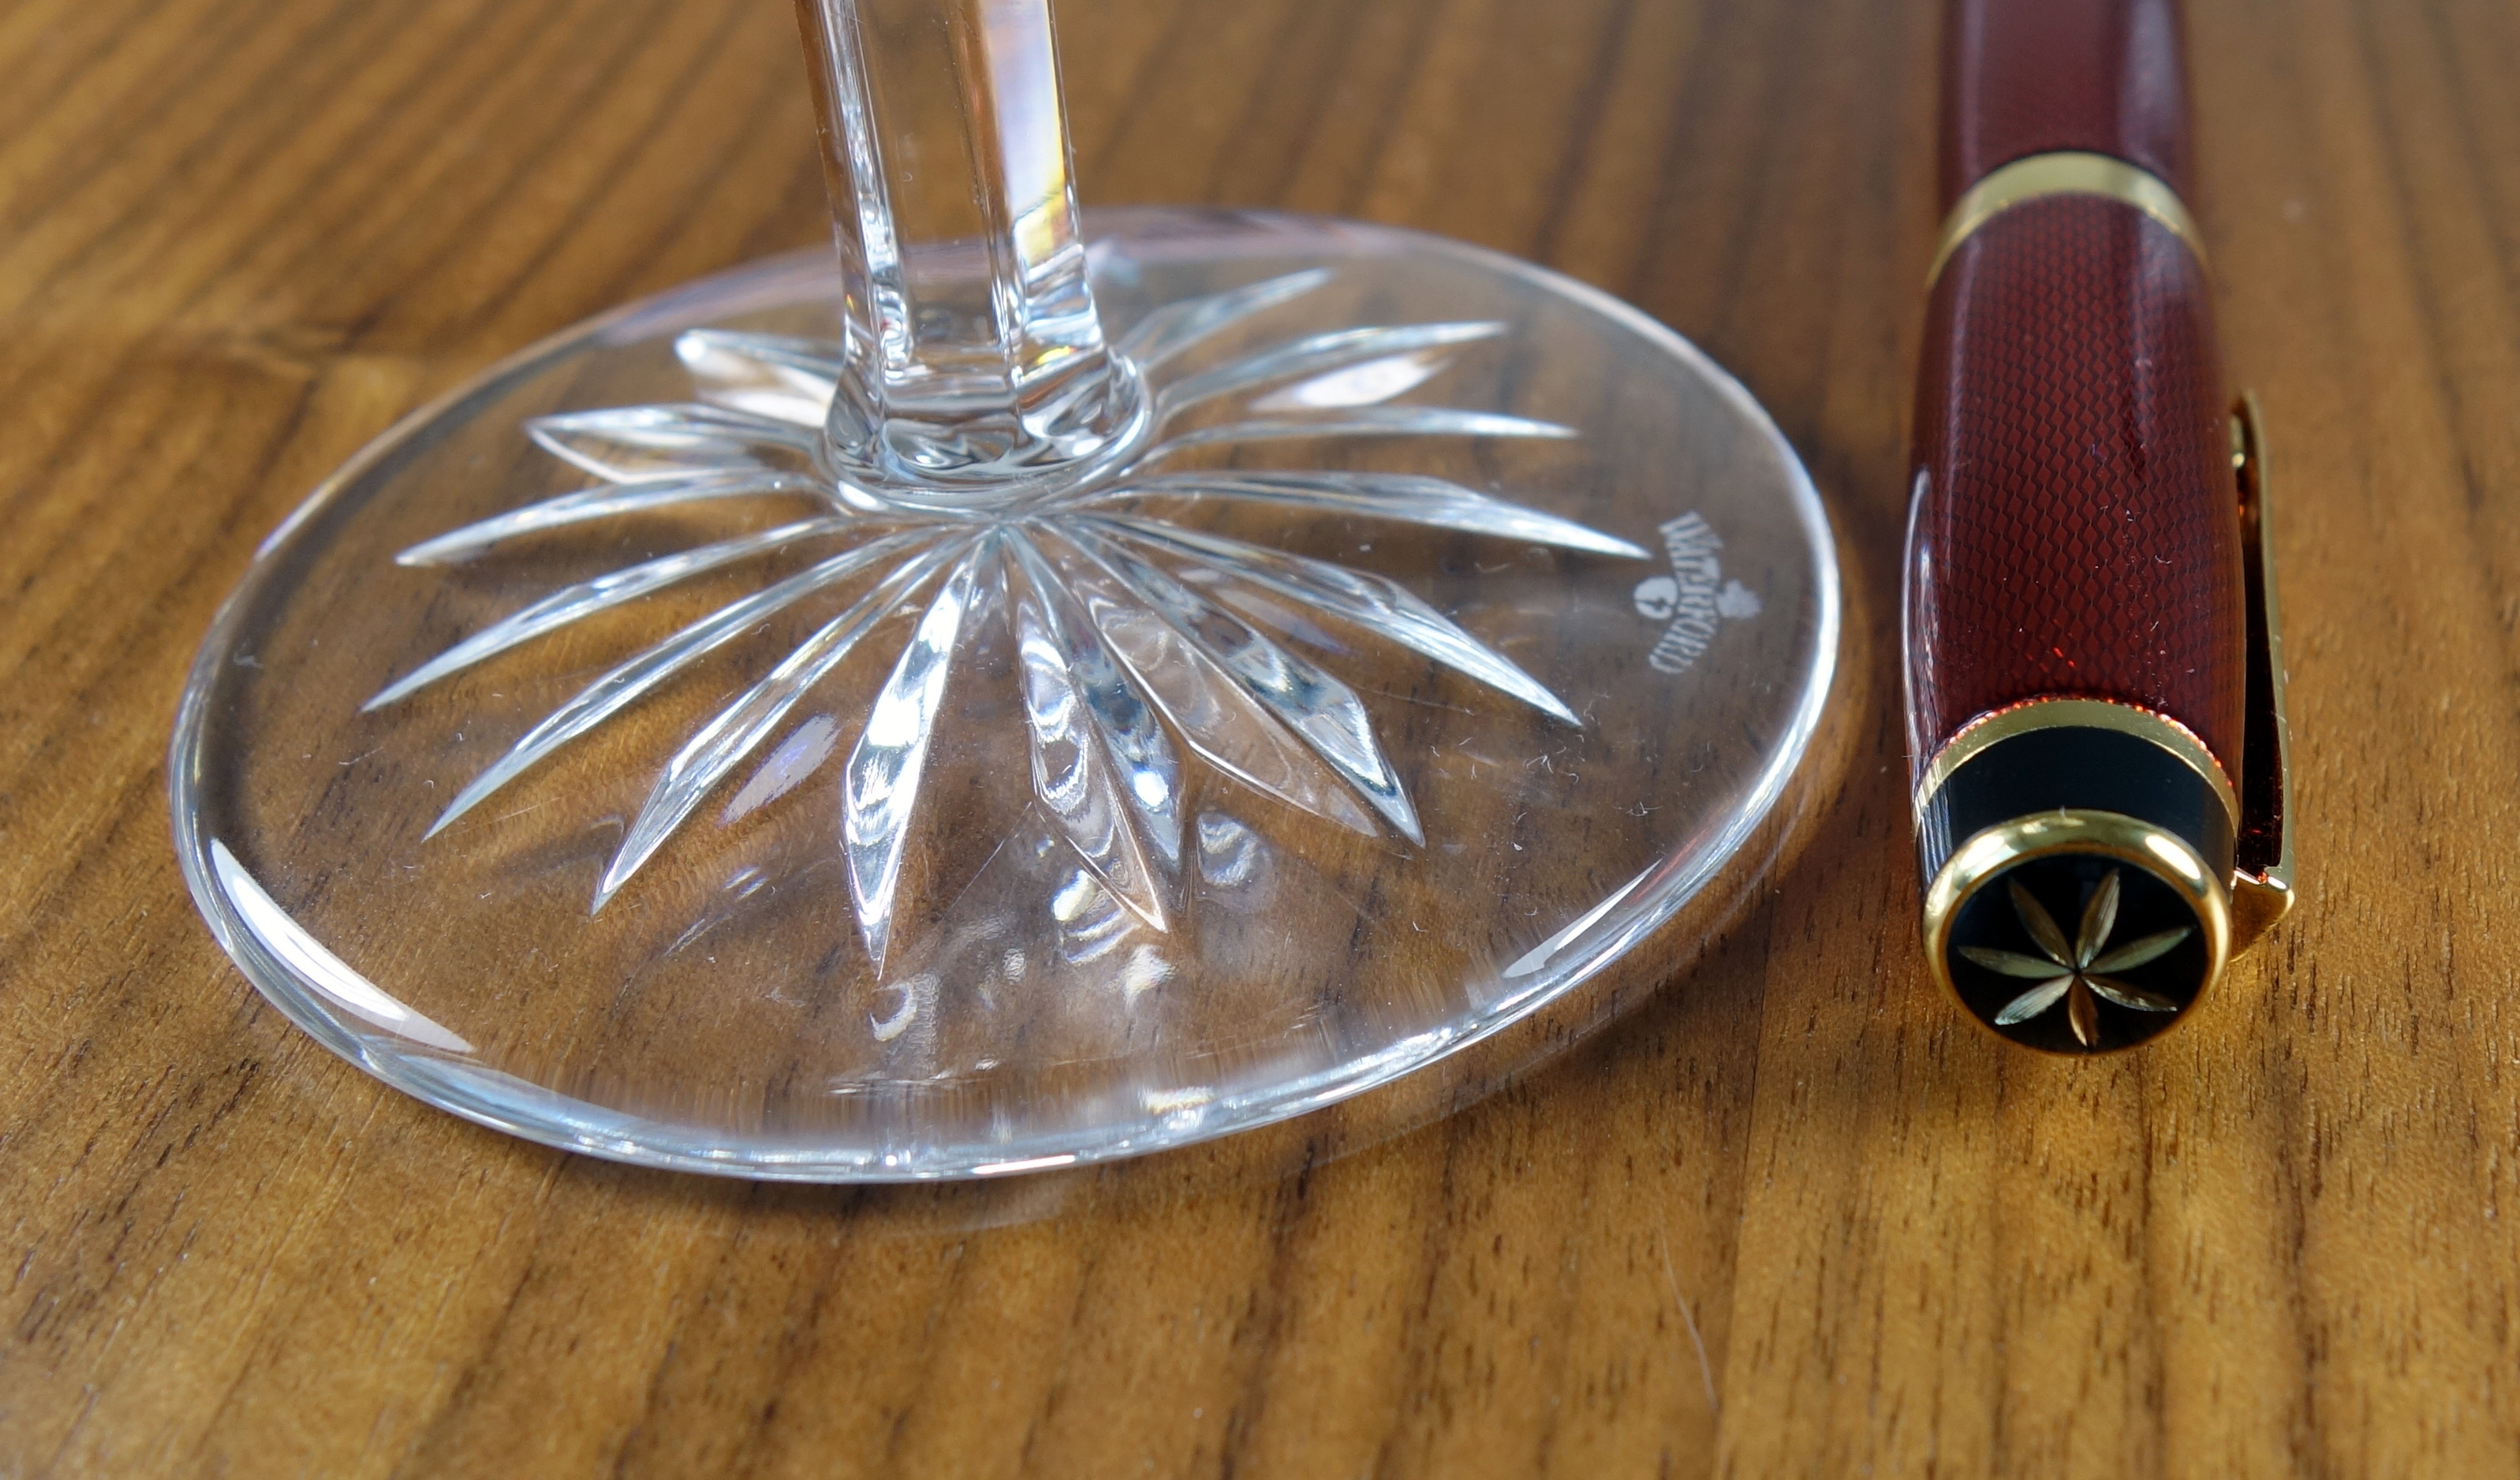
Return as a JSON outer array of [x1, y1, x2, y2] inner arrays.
[[368, 270, 1647, 969]]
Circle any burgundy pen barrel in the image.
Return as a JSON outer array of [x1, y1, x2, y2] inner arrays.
[[1937, 0, 2194, 216], [1904, 0, 2251, 1052], [1913, 0, 2241, 769]]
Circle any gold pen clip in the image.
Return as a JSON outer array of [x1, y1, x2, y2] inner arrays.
[[2229, 392, 2295, 951]]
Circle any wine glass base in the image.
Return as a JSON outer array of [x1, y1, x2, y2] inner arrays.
[[173, 208, 1839, 1180]]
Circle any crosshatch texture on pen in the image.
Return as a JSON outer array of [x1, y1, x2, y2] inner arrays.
[[1906, 194, 2246, 770]]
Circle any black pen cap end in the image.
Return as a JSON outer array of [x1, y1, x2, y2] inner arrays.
[[1922, 808, 2232, 1054]]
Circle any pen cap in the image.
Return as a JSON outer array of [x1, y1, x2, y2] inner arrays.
[[1915, 703, 2236, 1053], [1907, 0, 2249, 1052]]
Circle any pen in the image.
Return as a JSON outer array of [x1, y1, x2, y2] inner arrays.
[[1905, 0, 2294, 1052]]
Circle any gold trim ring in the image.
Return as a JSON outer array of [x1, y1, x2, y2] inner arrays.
[[1927, 151, 2205, 288], [1921, 808, 2234, 1042], [1913, 695, 2238, 825]]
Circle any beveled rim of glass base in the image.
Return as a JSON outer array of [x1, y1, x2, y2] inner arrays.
[[170, 208, 1841, 1181]]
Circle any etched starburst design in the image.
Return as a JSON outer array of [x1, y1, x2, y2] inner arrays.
[[1964, 870, 2190, 1047], [367, 270, 1646, 968]]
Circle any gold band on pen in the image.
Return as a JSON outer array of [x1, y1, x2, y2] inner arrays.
[[1913, 695, 2238, 825], [1926, 151, 2206, 288]]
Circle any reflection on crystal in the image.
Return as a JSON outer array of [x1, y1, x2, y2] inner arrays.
[[212, 841, 474, 1054], [420, 529, 935, 840], [1120, 943, 1174, 1003], [1251, 350, 1451, 412], [1073, 556, 1383, 838], [369, 517, 850, 709], [1051, 868, 1102, 922], [529, 404, 818, 482], [1150, 406, 1576, 454], [1140, 1083, 1218, 1117], [1113, 518, 1576, 721], [1193, 811, 1276, 918], [970, 1154, 1078, 1177], [868, 972, 932, 1042], [394, 472, 828, 567], [723, 714, 842, 822], [1114, 268, 1330, 367], [674, 330, 843, 427], [1155, 321, 1503, 419], [1053, 868, 1139, 965], [604, 542, 963, 911], [1010, 531, 1181, 930], [1072, 526, 1422, 842], [1203, 583, 1348, 654], [1196, 812, 1262, 886], [844, 545, 988, 970], [372, 270, 1647, 967], [1092, 471, 1643, 557]]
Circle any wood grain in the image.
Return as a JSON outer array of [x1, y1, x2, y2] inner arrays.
[[3, 0, 2516, 1474]]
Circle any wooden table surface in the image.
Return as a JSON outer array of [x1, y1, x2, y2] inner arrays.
[[6, 0, 2518, 1474]]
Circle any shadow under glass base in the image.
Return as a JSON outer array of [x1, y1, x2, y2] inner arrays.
[[172, 208, 1839, 1180]]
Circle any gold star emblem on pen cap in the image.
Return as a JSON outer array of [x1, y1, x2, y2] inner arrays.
[[1962, 870, 2189, 1048], [1927, 810, 2230, 1054]]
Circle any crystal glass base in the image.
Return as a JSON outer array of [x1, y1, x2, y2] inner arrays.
[[173, 208, 1839, 1180]]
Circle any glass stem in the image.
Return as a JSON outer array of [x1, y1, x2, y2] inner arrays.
[[793, 0, 1137, 494]]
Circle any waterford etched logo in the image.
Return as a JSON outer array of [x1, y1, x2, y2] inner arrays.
[[1632, 513, 1762, 675]]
